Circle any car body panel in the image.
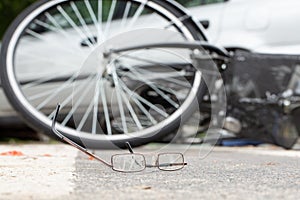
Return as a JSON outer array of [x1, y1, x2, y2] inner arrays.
[[189, 0, 300, 54]]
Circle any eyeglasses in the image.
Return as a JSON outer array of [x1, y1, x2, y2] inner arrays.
[[52, 104, 187, 173]]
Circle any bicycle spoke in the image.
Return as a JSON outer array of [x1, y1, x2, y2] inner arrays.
[[21, 69, 74, 89], [36, 72, 81, 110], [84, 0, 103, 44], [25, 29, 83, 57], [18, 52, 83, 84], [97, 0, 103, 42], [25, 73, 84, 99], [123, 65, 179, 109], [76, 96, 95, 132], [92, 75, 101, 134], [60, 79, 92, 115], [28, 83, 73, 101], [99, 78, 112, 135], [44, 12, 87, 52], [34, 18, 83, 51], [57, 5, 95, 49], [103, 0, 117, 39], [116, 53, 193, 87], [121, 91, 143, 131], [61, 76, 96, 126], [157, 85, 178, 96], [119, 68, 190, 80], [34, 19, 57, 32], [111, 64, 128, 133], [118, 78, 169, 118], [113, 70, 143, 130], [120, 1, 132, 30], [118, 77, 157, 125], [127, 0, 147, 30], [70, 1, 96, 44], [48, 76, 92, 119], [119, 68, 191, 90], [17, 50, 83, 75], [45, 12, 67, 34], [132, 67, 192, 88], [115, 53, 186, 70]]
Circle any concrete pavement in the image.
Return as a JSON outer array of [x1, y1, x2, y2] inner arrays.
[[0, 144, 299, 200], [0, 144, 77, 200]]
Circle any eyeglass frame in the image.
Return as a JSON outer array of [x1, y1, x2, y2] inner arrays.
[[52, 104, 187, 173]]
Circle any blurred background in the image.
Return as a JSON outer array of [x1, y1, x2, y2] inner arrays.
[[0, 0, 212, 39], [0, 0, 37, 39]]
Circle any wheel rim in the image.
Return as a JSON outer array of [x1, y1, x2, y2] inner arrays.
[[4, 0, 203, 144]]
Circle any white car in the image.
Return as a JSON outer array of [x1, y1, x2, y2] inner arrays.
[[186, 0, 300, 54]]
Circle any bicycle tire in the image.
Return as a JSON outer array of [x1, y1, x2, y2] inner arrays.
[[0, 0, 207, 149]]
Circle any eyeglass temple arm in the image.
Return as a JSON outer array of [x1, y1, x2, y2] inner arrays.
[[125, 142, 134, 154], [51, 104, 112, 167], [146, 162, 187, 168]]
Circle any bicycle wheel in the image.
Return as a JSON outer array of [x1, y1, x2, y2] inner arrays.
[[1, 0, 207, 148]]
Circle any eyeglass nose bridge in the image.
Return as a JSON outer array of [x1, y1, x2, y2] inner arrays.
[[144, 154, 160, 168]]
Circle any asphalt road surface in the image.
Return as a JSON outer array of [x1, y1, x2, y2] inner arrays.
[[0, 144, 299, 200]]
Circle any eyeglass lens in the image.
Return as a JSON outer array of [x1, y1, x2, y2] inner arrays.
[[158, 153, 184, 171]]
